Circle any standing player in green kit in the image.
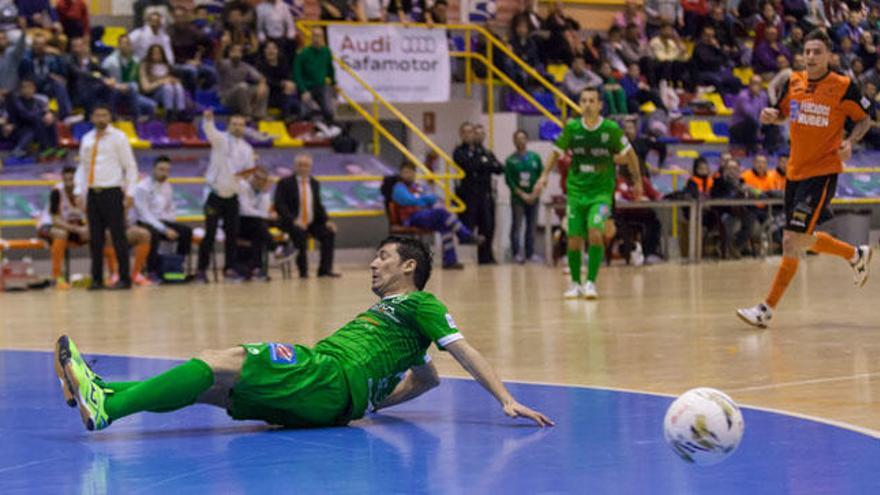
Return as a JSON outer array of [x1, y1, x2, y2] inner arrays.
[[54, 236, 554, 431], [538, 87, 642, 299]]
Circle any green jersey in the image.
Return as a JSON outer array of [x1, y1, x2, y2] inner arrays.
[[504, 151, 543, 204], [554, 117, 630, 199], [313, 291, 461, 419]]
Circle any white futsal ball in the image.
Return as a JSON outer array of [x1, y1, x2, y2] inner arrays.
[[663, 388, 744, 465]]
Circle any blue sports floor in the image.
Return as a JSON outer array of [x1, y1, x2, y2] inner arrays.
[[1, 350, 878, 494]]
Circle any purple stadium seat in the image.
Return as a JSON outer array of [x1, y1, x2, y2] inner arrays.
[[539, 120, 561, 141], [71, 121, 94, 141], [168, 122, 209, 148], [194, 90, 229, 115], [138, 121, 181, 148]]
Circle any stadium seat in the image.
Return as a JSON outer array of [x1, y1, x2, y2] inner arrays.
[[539, 120, 561, 141], [286, 122, 330, 147], [56, 123, 78, 149], [676, 149, 700, 158], [115, 121, 151, 149], [258, 121, 303, 148], [712, 121, 730, 138], [639, 101, 657, 114], [706, 93, 733, 116], [733, 67, 754, 86], [168, 122, 209, 147], [101, 26, 127, 48], [194, 90, 229, 115], [138, 121, 181, 148], [689, 120, 728, 144], [71, 121, 94, 141], [669, 120, 703, 144], [546, 64, 569, 84]]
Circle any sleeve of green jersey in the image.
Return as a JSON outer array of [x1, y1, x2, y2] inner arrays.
[[553, 120, 572, 154], [415, 294, 463, 350], [610, 123, 631, 156]]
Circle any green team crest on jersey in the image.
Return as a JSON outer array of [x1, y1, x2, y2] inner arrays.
[[554, 118, 630, 200]]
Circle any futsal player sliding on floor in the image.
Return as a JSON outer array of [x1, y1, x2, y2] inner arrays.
[[737, 29, 873, 329], [54, 237, 554, 431], [537, 87, 642, 300]]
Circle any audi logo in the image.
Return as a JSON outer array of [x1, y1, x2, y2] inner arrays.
[[401, 36, 437, 53]]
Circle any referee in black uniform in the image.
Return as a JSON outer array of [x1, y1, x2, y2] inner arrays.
[[74, 105, 139, 290]]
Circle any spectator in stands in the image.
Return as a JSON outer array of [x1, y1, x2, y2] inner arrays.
[[681, 0, 710, 38], [463, 123, 504, 264], [221, 2, 259, 60], [644, 0, 683, 36], [510, 0, 544, 34], [196, 108, 253, 283], [36, 165, 87, 289], [133, 0, 171, 28], [783, 0, 808, 25], [8, 78, 58, 158], [691, 26, 741, 94], [702, 4, 741, 64], [562, 57, 602, 101], [739, 153, 784, 247], [236, 165, 274, 280], [730, 75, 769, 155], [257, 40, 301, 121], [507, 17, 543, 90], [391, 161, 479, 269], [274, 154, 340, 278], [613, 0, 646, 41], [614, 161, 664, 263], [504, 129, 543, 263], [752, 26, 791, 77], [130, 11, 174, 64], [620, 23, 652, 71], [218, 43, 268, 121], [102, 34, 158, 122], [683, 156, 713, 199], [621, 63, 665, 114], [134, 155, 192, 279], [541, 1, 579, 65], [427, 0, 447, 23], [55, 0, 89, 39], [710, 158, 757, 258], [784, 24, 805, 55], [801, 0, 831, 30], [361, 0, 391, 21], [604, 26, 629, 74], [19, 32, 73, 120], [169, 5, 218, 92], [754, 1, 784, 46], [294, 28, 337, 126], [623, 118, 666, 170], [322, 0, 357, 21], [597, 61, 627, 115], [839, 36, 859, 70], [0, 22, 26, 96], [139, 44, 188, 121], [16, 0, 62, 32], [836, 10, 864, 45], [193, 5, 222, 40], [257, 0, 297, 53], [648, 22, 687, 87], [856, 30, 876, 69], [861, 81, 880, 149]]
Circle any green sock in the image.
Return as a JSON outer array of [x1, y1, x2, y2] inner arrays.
[[567, 249, 582, 283], [588, 245, 604, 282], [101, 381, 141, 393], [104, 359, 214, 421]]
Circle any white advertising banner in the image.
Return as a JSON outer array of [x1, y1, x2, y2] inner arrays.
[[327, 24, 450, 103]]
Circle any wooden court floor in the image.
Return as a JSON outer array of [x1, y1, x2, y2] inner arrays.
[[2, 255, 879, 434]]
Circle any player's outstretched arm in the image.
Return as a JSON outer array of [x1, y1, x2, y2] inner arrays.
[[373, 361, 441, 412], [445, 339, 555, 427]]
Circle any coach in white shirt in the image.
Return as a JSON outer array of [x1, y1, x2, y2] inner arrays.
[[237, 166, 274, 279], [134, 155, 193, 276], [74, 104, 139, 290], [196, 108, 255, 282]]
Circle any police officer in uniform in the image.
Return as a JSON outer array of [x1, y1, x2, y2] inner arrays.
[[453, 122, 503, 264]]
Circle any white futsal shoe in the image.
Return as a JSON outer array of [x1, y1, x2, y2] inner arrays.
[[564, 282, 583, 299], [736, 302, 773, 329], [582, 281, 598, 300], [850, 245, 872, 287]]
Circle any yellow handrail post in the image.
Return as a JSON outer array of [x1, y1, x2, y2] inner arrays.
[[487, 40, 494, 150], [372, 100, 380, 156], [465, 28, 472, 98]]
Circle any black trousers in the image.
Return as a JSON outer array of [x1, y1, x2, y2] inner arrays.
[[87, 187, 130, 284], [197, 192, 240, 272], [238, 216, 272, 272], [279, 218, 335, 275], [461, 192, 496, 263], [138, 221, 193, 274]]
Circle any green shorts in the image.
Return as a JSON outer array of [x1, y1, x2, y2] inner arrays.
[[228, 343, 353, 428], [567, 196, 612, 238]]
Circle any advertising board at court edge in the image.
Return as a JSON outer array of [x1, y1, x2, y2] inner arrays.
[[327, 24, 451, 103]]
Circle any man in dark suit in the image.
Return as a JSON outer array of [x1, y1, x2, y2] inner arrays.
[[274, 153, 340, 278]]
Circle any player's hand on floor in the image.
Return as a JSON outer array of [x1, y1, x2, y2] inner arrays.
[[503, 401, 555, 427]]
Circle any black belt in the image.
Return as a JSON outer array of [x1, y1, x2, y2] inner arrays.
[[88, 186, 122, 193]]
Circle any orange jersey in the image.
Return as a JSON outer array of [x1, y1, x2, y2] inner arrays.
[[777, 71, 869, 181], [740, 168, 784, 192]]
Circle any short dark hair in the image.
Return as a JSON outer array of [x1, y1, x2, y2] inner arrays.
[[379, 236, 433, 290], [804, 29, 833, 51], [513, 129, 528, 139], [62, 165, 76, 175], [400, 160, 416, 172], [692, 156, 708, 174], [229, 113, 247, 122], [580, 87, 601, 99], [92, 104, 112, 114], [434, 0, 447, 7], [153, 155, 171, 166]]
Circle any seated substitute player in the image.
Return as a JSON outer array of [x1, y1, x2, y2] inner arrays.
[[537, 87, 642, 299], [54, 236, 554, 431], [37, 165, 88, 290], [737, 29, 874, 328]]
